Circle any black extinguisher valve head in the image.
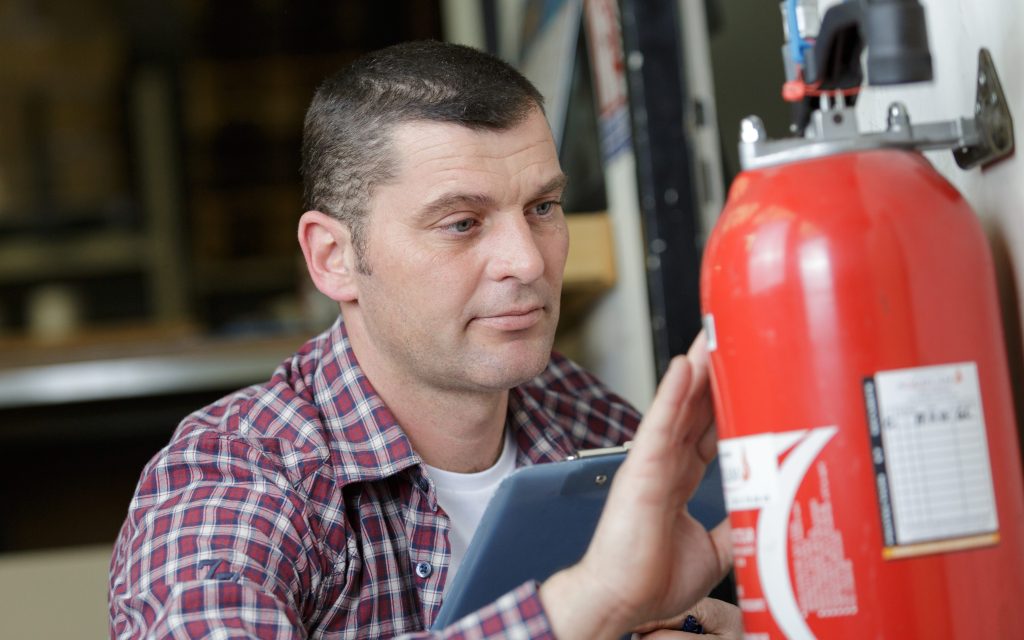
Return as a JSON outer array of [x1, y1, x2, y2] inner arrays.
[[864, 0, 934, 85]]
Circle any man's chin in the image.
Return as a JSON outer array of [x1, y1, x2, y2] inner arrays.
[[469, 345, 553, 391]]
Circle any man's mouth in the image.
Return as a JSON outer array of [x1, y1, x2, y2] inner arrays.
[[472, 306, 545, 331]]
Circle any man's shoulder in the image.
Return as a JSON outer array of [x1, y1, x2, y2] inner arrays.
[[165, 335, 337, 481]]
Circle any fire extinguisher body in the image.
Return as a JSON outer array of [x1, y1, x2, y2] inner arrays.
[[701, 149, 1024, 638]]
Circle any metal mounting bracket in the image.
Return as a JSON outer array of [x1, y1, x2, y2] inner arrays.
[[737, 47, 1015, 171], [953, 48, 1015, 169]]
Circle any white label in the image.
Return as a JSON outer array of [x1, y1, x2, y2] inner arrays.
[[873, 362, 999, 546], [719, 433, 779, 511], [789, 462, 858, 618], [703, 313, 718, 352], [720, 427, 844, 640]]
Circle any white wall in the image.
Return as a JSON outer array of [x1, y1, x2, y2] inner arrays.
[[820, 0, 1024, 407]]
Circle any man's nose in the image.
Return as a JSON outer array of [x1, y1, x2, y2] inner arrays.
[[485, 214, 546, 284]]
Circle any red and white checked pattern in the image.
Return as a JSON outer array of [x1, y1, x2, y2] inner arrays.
[[110, 315, 640, 638]]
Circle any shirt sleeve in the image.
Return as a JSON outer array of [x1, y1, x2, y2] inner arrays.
[[109, 429, 325, 640], [110, 429, 560, 640], [401, 582, 557, 640]]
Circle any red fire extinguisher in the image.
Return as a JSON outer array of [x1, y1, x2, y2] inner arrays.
[[700, 2, 1024, 637]]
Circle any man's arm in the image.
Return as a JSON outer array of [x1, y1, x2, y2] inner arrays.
[[540, 332, 732, 639], [111, 423, 554, 640], [111, 333, 728, 640], [109, 431, 323, 640]]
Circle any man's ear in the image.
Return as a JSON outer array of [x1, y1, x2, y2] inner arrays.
[[298, 210, 360, 302]]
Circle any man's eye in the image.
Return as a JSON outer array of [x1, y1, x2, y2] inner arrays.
[[534, 201, 558, 216], [446, 218, 477, 233]]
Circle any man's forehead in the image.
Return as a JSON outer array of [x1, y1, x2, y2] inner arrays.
[[392, 110, 553, 153], [386, 112, 560, 186]]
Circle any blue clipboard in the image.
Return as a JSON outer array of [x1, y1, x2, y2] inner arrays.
[[432, 448, 627, 629], [431, 448, 728, 630]]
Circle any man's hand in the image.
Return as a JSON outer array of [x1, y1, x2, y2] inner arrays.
[[634, 598, 743, 639], [540, 333, 732, 640]]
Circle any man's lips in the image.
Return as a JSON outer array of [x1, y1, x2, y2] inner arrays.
[[471, 307, 544, 331]]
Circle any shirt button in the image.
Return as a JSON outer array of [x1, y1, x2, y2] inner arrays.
[[415, 561, 432, 578]]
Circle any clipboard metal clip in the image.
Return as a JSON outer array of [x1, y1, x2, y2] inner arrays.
[[565, 441, 632, 461]]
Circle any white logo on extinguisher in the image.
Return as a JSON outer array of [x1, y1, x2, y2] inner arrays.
[[719, 426, 839, 640]]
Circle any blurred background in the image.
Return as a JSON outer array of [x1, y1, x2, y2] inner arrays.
[[0, 0, 1021, 637]]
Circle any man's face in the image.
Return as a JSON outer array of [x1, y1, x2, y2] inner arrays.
[[344, 108, 569, 394]]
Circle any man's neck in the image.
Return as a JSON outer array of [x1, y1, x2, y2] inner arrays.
[[382, 378, 509, 473], [344, 323, 510, 474]]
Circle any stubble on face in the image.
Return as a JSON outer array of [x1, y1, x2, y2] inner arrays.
[[343, 109, 569, 396]]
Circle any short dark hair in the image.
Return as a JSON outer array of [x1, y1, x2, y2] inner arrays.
[[301, 40, 545, 272]]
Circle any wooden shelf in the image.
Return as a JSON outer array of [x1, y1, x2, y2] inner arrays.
[[561, 211, 617, 329], [0, 327, 306, 410], [0, 231, 148, 282], [564, 212, 616, 290]]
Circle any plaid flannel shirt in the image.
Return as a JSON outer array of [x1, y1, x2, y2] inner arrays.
[[109, 315, 641, 639]]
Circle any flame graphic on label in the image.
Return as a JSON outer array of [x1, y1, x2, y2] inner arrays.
[[757, 426, 839, 640]]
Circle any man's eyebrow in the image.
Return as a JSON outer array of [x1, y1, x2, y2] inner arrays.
[[529, 173, 569, 202], [414, 173, 569, 223], [415, 192, 496, 223]]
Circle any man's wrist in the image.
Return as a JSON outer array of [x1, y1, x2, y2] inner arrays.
[[538, 564, 630, 640]]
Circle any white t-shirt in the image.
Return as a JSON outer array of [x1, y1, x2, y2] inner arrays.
[[423, 430, 516, 596]]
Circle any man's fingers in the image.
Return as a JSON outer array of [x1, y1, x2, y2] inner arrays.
[[629, 355, 693, 454], [679, 598, 743, 638], [634, 628, 686, 638], [678, 331, 712, 447], [697, 422, 717, 465], [634, 598, 743, 639], [684, 330, 709, 390], [634, 329, 712, 453], [710, 519, 734, 578]]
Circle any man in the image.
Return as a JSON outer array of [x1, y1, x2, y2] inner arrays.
[[110, 41, 736, 639]]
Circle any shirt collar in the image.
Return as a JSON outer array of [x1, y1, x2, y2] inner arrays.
[[311, 315, 422, 484], [309, 315, 576, 485], [508, 385, 577, 465]]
